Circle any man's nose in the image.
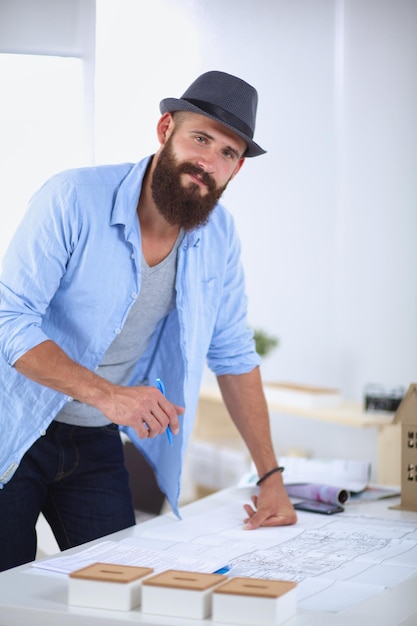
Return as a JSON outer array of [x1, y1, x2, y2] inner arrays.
[[196, 149, 216, 174]]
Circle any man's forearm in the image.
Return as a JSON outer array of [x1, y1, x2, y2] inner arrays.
[[217, 367, 297, 528], [217, 367, 278, 476], [14, 339, 113, 407], [14, 340, 183, 438]]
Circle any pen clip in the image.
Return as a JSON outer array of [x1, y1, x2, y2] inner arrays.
[[155, 378, 166, 396]]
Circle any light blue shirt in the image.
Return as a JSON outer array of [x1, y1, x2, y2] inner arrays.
[[0, 157, 260, 515]]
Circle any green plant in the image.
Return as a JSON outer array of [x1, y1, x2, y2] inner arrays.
[[252, 328, 279, 357]]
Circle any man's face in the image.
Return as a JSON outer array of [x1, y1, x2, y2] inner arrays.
[[151, 113, 245, 231]]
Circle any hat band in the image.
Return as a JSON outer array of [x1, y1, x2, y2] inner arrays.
[[184, 98, 254, 140]]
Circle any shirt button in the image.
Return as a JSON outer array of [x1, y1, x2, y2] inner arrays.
[[115, 328, 121, 334], [67, 396, 74, 402], [131, 292, 138, 299], [40, 429, 46, 436]]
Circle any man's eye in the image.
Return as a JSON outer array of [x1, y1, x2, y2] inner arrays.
[[195, 136, 207, 144]]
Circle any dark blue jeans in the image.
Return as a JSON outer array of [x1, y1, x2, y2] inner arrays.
[[0, 421, 136, 572]]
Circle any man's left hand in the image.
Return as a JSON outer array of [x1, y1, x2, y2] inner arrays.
[[242, 483, 297, 529]]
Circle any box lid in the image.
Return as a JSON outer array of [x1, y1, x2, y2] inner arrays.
[[69, 562, 153, 584], [142, 569, 225, 591], [213, 577, 297, 599]]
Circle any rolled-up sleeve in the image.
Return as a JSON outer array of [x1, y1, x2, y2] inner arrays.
[[0, 176, 79, 365], [206, 214, 261, 376]]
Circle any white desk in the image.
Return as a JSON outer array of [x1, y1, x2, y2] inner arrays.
[[1, 488, 417, 626]]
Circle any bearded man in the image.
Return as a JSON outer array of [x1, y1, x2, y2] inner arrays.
[[0, 71, 296, 572]]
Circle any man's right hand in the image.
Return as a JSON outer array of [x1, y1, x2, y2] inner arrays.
[[96, 384, 184, 440]]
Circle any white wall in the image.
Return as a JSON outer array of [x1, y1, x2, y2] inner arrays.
[[0, 0, 96, 259], [335, 0, 417, 399], [95, 0, 417, 402], [0, 0, 96, 154]]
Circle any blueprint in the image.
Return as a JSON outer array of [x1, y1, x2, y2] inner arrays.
[[227, 516, 417, 580], [138, 502, 417, 612], [33, 498, 417, 613]]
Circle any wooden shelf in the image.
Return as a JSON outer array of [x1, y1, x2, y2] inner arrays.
[[199, 385, 396, 429]]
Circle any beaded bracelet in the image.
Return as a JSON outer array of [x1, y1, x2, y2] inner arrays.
[[256, 466, 285, 486]]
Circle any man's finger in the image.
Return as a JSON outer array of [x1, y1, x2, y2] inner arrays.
[[243, 513, 294, 530]]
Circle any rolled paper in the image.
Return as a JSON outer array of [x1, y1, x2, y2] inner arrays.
[[286, 483, 349, 505]]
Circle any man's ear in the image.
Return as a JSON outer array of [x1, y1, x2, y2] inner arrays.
[[156, 112, 175, 146], [230, 157, 245, 180]]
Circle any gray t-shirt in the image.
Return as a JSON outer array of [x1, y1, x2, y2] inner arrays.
[[55, 230, 183, 426]]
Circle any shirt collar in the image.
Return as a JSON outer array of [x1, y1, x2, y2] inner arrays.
[[110, 156, 151, 228]]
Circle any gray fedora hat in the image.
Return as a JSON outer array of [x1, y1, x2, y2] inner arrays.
[[159, 71, 266, 158]]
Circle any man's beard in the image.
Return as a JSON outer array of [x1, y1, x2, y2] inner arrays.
[[151, 136, 228, 231]]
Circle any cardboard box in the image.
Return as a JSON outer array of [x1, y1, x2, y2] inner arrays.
[[68, 562, 153, 611], [212, 577, 297, 625], [141, 569, 226, 619]]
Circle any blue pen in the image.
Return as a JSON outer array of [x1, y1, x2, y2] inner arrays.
[[155, 378, 173, 446], [213, 565, 232, 575]]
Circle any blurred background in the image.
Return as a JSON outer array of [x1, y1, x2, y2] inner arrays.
[[1, 0, 415, 403]]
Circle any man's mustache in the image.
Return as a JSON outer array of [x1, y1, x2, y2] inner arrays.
[[178, 163, 216, 191]]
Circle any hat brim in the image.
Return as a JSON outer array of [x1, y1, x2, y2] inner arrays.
[[160, 97, 266, 158]]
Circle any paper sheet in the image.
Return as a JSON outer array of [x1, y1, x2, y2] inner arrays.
[[239, 456, 371, 492], [32, 540, 227, 576]]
